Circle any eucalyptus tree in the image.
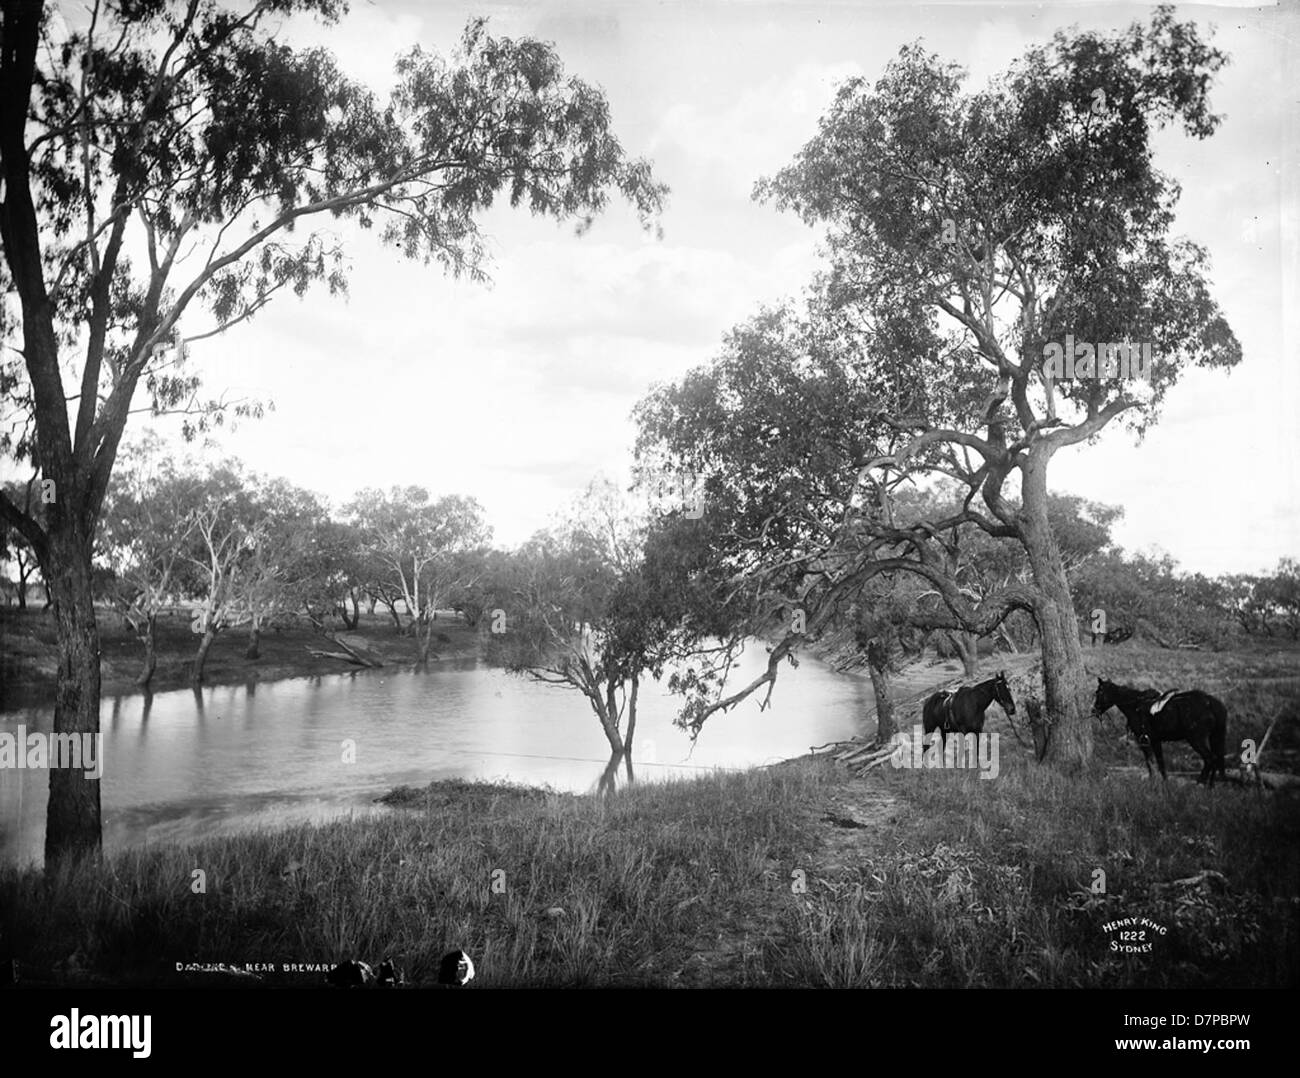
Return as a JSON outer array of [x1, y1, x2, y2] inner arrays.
[[638, 8, 1239, 768], [1220, 573, 1268, 636], [1258, 559, 1300, 641], [299, 518, 367, 633], [447, 546, 511, 629], [232, 477, 330, 659], [347, 486, 491, 664], [98, 442, 202, 686], [485, 480, 721, 779], [0, 0, 665, 862], [181, 463, 265, 683], [894, 485, 1119, 665]]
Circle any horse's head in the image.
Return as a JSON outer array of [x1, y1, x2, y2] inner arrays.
[[994, 670, 1016, 715], [1093, 678, 1116, 717]]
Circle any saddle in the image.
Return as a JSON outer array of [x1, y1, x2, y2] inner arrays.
[[1134, 689, 1182, 747]]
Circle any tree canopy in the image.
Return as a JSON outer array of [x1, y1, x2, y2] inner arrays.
[[636, 6, 1240, 765], [0, 0, 666, 557], [0, 0, 666, 864]]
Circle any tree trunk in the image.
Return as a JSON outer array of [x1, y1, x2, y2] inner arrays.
[[192, 626, 217, 685], [43, 526, 102, 866], [245, 620, 261, 661], [303, 604, 325, 634], [953, 630, 979, 677], [597, 684, 626, 757], [1021, 452, 1092, 771], [415, 616, 435, 665], [865, 639, 896, 743], [624, 676, 639, 756], [623, 676, 639, 783], [1025, 698, 1049, 762], [340, 590, 360, 631], [136, 614, 157, 688]]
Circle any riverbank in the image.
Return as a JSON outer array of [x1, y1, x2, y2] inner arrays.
[[3, 637, 1297, 986], [0, 608, 481, 708], [3, 753, 1296, 988]]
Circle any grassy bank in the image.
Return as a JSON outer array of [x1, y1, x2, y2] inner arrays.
[[4, 755, 1296, 988], [0, 608, 481, 707], [1085, 641, 1300, 773], [851, 761, 1298, 987], [3, 638, 1296, 987]]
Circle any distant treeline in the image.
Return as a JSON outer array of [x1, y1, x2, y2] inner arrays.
[[2, 455, 1295, 685]]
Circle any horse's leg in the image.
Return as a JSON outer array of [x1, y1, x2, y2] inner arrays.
[[1152, 741, 1168, 781], [1139, 743, 1155, 780], [1190, 730, 1212, 785]]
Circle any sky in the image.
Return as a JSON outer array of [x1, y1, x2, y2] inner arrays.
[[46, 0, 1300, 575]]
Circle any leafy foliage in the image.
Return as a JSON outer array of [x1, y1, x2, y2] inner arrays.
[[635, 7, 1240, 748]]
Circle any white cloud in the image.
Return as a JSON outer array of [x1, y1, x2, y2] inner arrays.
[[652, 61, 865, 199], [80, 3, 1297, 574]]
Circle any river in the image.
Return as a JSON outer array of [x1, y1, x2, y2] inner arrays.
[[0, 646, 871, 868]]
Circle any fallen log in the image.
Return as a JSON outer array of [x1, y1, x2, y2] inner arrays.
[[329, 634, 384, 667], [306, 635, 383, 668], [307, 648, 370, 665]]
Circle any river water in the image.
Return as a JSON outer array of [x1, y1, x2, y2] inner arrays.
[[0, 646, 871, 868]]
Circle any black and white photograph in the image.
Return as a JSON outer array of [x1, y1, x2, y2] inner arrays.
[[0, 0, 1295, 1037]]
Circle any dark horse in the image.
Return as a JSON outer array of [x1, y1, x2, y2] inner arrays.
[[1092, 678, 1228, 786], [922, 671, 1016, 746]]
